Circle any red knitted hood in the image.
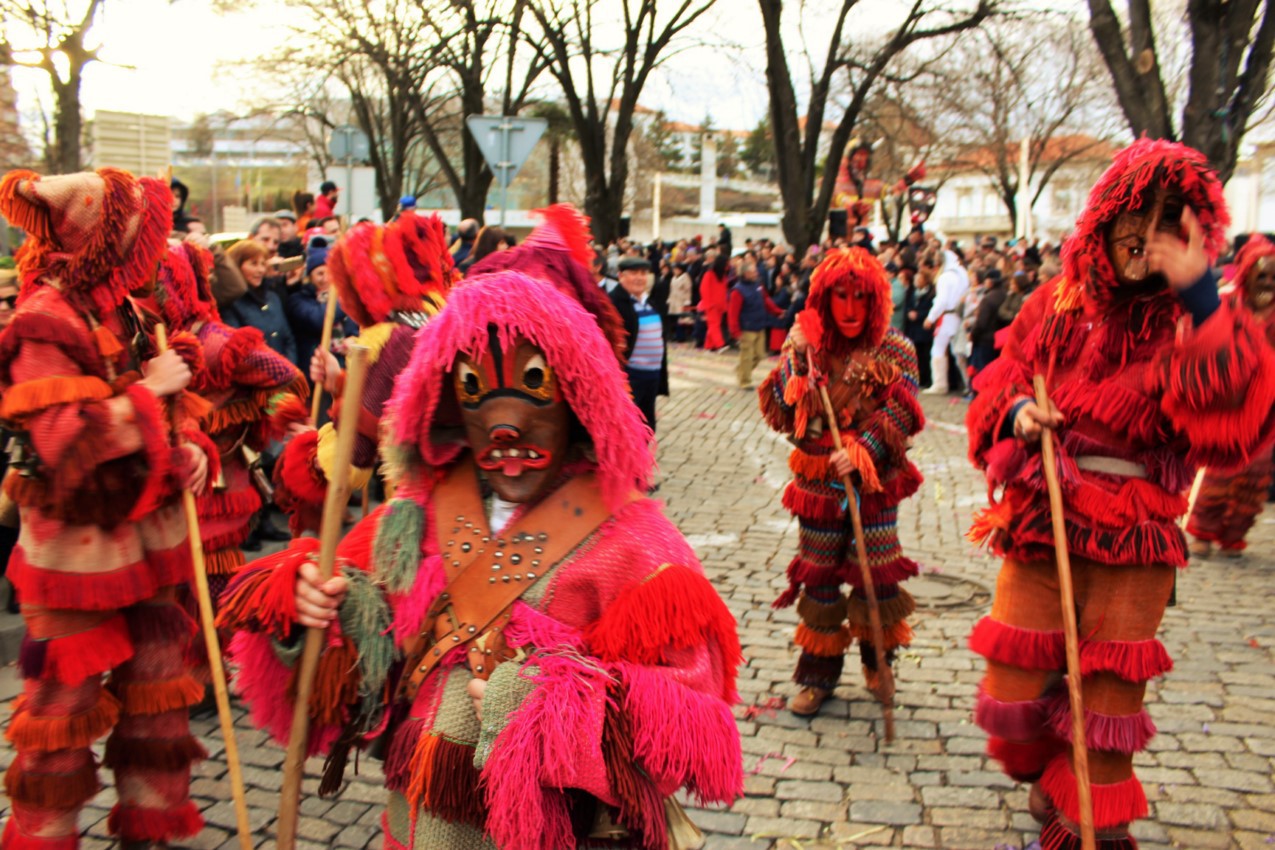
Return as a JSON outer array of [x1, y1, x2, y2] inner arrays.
[[802, 247, 893, 353], [387, 271, 653, 511], [0, 168, 172, 316], [154, 242, 220, 332], [327, 214, 455, 328], [1061, 139, 1229, 309]]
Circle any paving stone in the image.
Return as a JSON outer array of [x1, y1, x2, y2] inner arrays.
[[846, 800, 922, 826]]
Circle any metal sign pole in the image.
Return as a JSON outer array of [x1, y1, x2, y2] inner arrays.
[[499, 119, 512, 227]]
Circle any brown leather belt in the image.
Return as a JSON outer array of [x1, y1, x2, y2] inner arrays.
[[396, 460, 623, 702]]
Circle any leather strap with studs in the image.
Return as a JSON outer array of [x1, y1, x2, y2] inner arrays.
[[396, 459, 617, 702]]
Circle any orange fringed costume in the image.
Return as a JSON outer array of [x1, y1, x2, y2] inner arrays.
[[0, 170, 214, 850], [758, 248, 925, 701]]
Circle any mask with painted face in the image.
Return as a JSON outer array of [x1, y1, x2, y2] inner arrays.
[[829, 284, 869, 340], [1247, 256, 1275, 315], [1105, 189, 1187, 288], [454, 331, 571, 504]]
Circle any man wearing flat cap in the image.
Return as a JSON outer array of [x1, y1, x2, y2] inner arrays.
[[609, 255, 668, 432]]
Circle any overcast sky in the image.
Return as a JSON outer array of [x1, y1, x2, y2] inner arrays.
[[7, 0, 928, 133]]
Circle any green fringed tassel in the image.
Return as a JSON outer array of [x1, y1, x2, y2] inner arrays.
[[338, 566, 397, 728], [372, 498, 425, 594]]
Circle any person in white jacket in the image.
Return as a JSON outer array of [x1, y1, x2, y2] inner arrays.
[[922, 248, 970, 393]]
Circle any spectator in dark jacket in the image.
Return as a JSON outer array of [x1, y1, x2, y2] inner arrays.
[[286, 241, 357, 375], [223, 239, 297, 364], [969, 267, 1009, 378]]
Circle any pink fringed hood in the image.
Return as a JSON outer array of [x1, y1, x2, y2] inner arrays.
[[387, 271, 653, 511], [1061, 138, 1229, 311]]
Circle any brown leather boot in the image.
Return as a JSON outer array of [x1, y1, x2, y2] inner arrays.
[[789, 686, 830, 716]]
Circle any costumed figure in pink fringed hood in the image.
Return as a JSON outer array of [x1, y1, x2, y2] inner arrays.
[[758, 247, 924, 718], [216, 272, 744, 849], [966, 139, 1275, 849], [146, 241, 309, 601], [273, 212, 455, 535], [1185, 234, 1275, 558], [0, 169, 216, 850]]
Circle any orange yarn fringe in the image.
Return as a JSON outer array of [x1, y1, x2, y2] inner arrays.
[[787, 442, 881, 494], [204, 548, 244, 577], [111, 675, 205, 715], [93, 325, 124, 359], [968, 501, 1013, 547], [0, 376, 113, 419], [794, 623, 853, 656], [849, 618, 913, 650], [288, 641, 359, 727], [6, 690, 121, 752]]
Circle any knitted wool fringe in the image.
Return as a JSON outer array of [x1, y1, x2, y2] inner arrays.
[[103, 734, 207, 771], [847, 618, 912, 649], [1046, 695, 1157, 754], [5, 760, 100, 809], [1039, 757, 1147, 829], [1, 818, 79, 850], [110, 675, 205, 715], [1039, 811, 1139, 850], [585, 564, 743, 700], [287, 640, 359, 728], [601, 681, 669, 850], [107, 801, 203, 842], [973, 686, 1051, 742], [20, 614, 132, 684], [0, 375, 113, 419], [793, 623, 852, 656], [401, 732, 485, 827], [987, 735, 1066, 783], [6, 690, 121, 752], [1079, 639, 1173, 683], [847, 588, 914, 628], [796, 593, 848, 629], [969, 617, 1067, 670]]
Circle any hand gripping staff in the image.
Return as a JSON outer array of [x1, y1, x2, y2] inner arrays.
[[277, 344, 369, 850], [1032, 375, 1096, 850], [154, 325, 253, 850], [805, 349, 896, 743]]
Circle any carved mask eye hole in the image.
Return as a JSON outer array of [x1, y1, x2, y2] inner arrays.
[[520, 352, 554, 401], [455, 361, 487, 407]]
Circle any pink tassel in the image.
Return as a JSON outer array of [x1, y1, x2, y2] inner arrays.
[[1046, 692, 1157, 754], [617, 663, 743, 804], [226, 632, 340, 756], [973, 685, 1052, 742], [1079, 638, 1173, 683], [391, 555, 445, 645], [505, 602, 584, 651]]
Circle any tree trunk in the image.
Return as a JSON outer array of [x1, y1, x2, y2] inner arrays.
[[585, 170, 620, 245], [548, 137, 560, 205], [51, 72, 82, 174]]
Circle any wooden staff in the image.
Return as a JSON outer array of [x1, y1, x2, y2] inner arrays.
[[310, 292, 340, 424], [1033, 374, 1096, 850], [806, 350, 896, 743], [154, 325, 253, 850], [1181, 467, 1207, 530], [277, 344, 369, 850]]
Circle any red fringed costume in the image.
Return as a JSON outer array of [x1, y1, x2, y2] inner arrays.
[[150, 242, 308, 598], [966, 140, 1275, 849], [0, 170, 214, 849], [218, 274, 743, 849], [1185, 235, 1275, 556], [273, 213, 454, 535], [758, 248, 925, 704]]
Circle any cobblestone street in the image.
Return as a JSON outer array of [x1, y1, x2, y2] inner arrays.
[[2, 342, 1273, 850]]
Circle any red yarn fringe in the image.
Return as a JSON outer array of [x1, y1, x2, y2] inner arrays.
[[1039, 811, 1139, 850], [289, 639, 359, 727], [969, 616, 1066, 670], [0, 375, 113, 419], [103, 734, 207, 771], [987, 735, 1066, 783], [584, 564, 742, 701], [1039, 756, 1147, 829], [793, 623, 852, 656], [0, 818, 79, 850], [1079, 638, 1173, 683], [107, 800, 203, 842], [6, 690, 121, 752], [402, 732, 486, 827], [37, 614, 133, 684], [111, 675, 205, 715], [4, 759, 100, 809], [1047, 694, 1157, 754], [123, 384, 175, 522], [216, 540, 315, 636], [273, 430, 327, 535]]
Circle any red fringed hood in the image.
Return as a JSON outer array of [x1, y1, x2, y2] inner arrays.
[[155, 242, 220, 332], [387, 271, 653, 511], [1233, 234, 1275, 299], [328, 214, 453, 328], [468, 204, 628, 361], [803, 247, 893, 352], [0, 168, 172, 317], [1061, 139, 1230, 310]]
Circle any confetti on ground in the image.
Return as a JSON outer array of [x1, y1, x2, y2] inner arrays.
[[696, 412, 716, 419], [1249, 637, 1261, 648], [743, 696, 786, 720]]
